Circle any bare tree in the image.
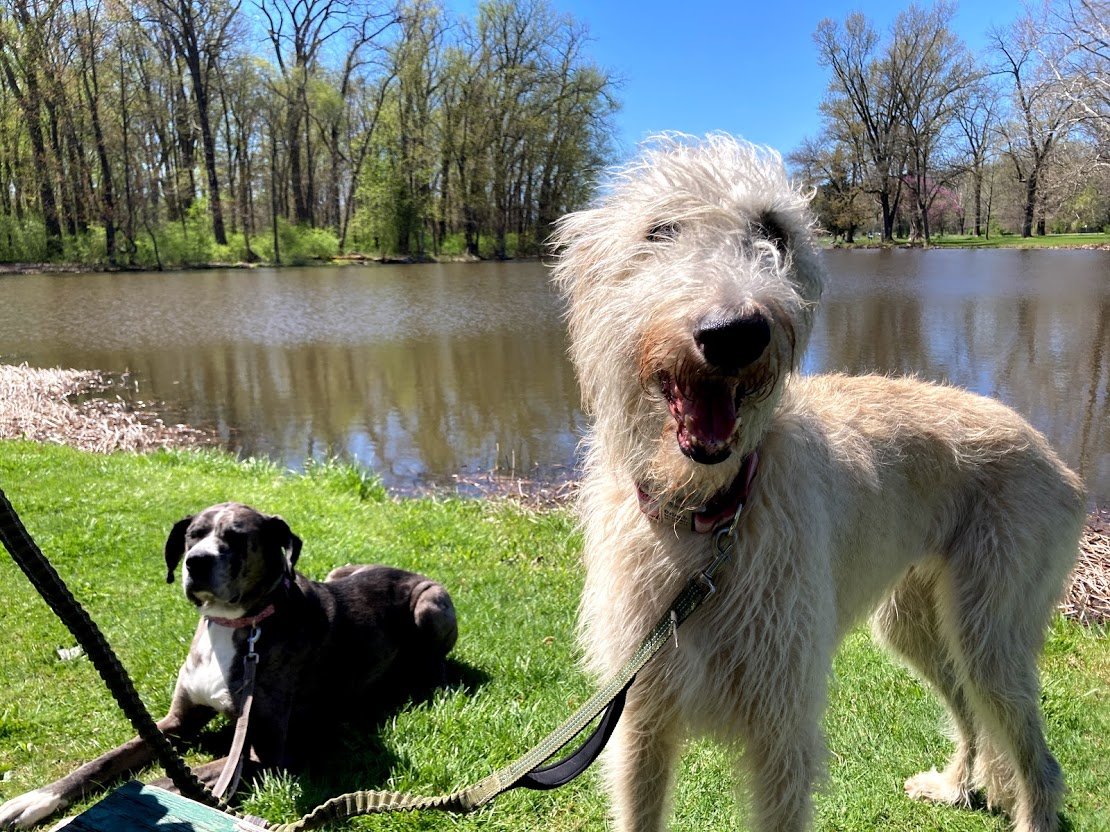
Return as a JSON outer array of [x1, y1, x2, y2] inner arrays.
[[991, 12, 1075, 237], [815, 12, 908, 242], [892, 3, 974, 244], [953, 74, 1001, 236], [789, 136, 871, 242], [0, 0, 65, 257], [256, 0, 373, 226], [135, 0, 243, 245], [1042, 0, 1110, 164], [69, 0, 117, 263]]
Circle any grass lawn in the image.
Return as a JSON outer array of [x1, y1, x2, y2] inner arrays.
[[0, 441, 1106, 831], [821, 232, 1110, 250], [929, 233, 1110, 249]]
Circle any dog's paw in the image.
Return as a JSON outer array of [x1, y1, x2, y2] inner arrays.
[[904, 768, 971, 807], [0, 789, 66, 829]]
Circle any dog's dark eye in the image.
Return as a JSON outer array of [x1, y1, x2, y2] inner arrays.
[[646, 221, 680, 242], [186, 524, 210, 542], [752, 213, 789, 254]]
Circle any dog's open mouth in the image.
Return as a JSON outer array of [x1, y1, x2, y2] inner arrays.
[[659, 371, 737, 465]]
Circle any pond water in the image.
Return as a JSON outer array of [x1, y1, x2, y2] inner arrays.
[[0, 250, 1106, 504]]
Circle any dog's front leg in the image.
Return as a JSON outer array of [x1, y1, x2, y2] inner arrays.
[[247, 687, 297, 772], [742, 724, 823, 832], [739, 648, 830, 832], [603, 682, 682, 832], [0, 698, 214, 829]]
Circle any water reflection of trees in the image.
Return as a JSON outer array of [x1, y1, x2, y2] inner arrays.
[[0, 255, 1105, 502], [118, 331, 583, 489]]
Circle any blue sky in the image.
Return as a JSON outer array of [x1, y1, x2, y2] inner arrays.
[[541, 0, 1021, 160]]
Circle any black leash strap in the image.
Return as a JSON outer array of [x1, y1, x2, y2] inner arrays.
[[0, 488, 221, 807]]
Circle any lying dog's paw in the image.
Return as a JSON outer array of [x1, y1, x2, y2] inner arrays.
[[0, 788, 66, 829]]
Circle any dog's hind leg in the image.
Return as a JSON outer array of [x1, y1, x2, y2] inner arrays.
[[871, 562, 979, 808], [603, 686, 682, 832], [936, 515, 1071, 832]]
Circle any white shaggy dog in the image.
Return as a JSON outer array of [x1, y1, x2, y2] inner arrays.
[[550, 134, 1085, 832]]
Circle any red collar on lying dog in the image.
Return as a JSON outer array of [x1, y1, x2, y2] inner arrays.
[[636, 450, 760, 534], [204, 576, 292, 628], [205, 603, 276, 629]]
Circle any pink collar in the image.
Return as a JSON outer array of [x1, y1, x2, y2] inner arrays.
[[205, 603, 276, 629], [204, 576, 292, 629], [636, 450, 760, 534]]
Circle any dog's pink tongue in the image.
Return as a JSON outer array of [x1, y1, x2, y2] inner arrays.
[[673, 380, 736, 462]]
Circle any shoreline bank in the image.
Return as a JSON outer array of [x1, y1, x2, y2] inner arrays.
[[0, 253, 544, 277], [1, 237, 1108, 276]]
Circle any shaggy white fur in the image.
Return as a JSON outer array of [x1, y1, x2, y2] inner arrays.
[[551, 133, 1085, 832]]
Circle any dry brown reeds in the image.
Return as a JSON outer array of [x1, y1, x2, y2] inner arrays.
[[1062, 507, 1110, 625], [0, 362, 209, 453]]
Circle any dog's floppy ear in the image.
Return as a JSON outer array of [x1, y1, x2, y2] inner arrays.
[[264, 515, 302, 575], [164, 516, 193, 584]]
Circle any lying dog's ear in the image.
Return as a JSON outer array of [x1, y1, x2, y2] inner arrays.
[[164, 516, 193, 584], [264, 515, 302, 575]]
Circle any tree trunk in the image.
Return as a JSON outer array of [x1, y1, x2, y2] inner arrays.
[[0, 51, 63, 257], [1021, 175, 1036, 238], [182, 42, 227, 246], [972, 170, 983, 237], [196, 90, 227, 244], [879, 190, 895, 242], [270, 128, 281, 264]]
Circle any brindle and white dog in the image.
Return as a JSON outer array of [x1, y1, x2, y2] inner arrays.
[[551, 134, 1085, 832], [0, 502, 458, 828]]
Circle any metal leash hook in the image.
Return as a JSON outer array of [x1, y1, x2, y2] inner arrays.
[[699, 500, 745, 593], [246, 625, 262, 664]]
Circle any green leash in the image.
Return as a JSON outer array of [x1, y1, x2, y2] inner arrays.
[[0, 487, 739, 830]]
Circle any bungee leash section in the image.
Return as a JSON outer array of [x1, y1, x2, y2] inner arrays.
[[0, 487, 742, 830]]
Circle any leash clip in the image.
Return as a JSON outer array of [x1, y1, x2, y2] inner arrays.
[[246, 625, 261, 663], [700, 500, 743, 587]]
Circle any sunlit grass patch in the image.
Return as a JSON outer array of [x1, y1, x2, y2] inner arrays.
[[0, 441, 1105, 830]]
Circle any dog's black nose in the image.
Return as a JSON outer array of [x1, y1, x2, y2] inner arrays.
[[694, 308, 771, 371], [185, 552, 216, 584]]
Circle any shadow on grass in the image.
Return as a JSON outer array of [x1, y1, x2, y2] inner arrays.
[[291, 657, 491, 805], [957, 788, 1073, 831], [157, 657, 491, 814]]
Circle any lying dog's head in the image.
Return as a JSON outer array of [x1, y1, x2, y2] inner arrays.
[[164, 503, 302, 618]]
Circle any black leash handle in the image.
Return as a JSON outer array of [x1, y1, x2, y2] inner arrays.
[[511, 677, 632, 791], [0, 488, 221, 808]]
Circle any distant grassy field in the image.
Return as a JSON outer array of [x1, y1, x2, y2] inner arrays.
[[0, 441, 1106, 831], [822, 232, 1110, 250], [929, 232, 1110, 249]]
